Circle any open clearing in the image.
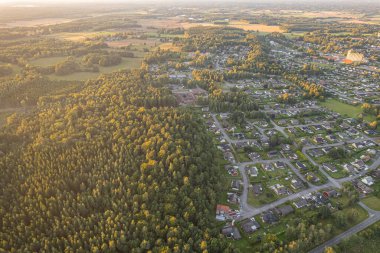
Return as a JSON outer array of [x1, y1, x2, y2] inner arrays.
[[362, 196, 380, 211], [319, 98, 376, 122], [53, 31, 116, 42], [29, 56, 68, 67], [278, 10, 363, 19], [48, 57, 142, 81], [228, 21, 283, 32], [106, 38, 159, 48], [180, 21, 283, 32], [0, 18, 74, 28], [158, 43, 182, 52], [139, 17, 283, 33]]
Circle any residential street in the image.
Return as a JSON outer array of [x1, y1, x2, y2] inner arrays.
[[211, 112, 380, 245]]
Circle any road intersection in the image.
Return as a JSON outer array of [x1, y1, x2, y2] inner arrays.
[[211, 113, 380, 252]]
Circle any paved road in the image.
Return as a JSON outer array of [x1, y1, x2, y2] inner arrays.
[[211, 111, 380, 247], [262, 106, 319, 114], [237, 182, 335, 220], [237, 158, 312, 187], [309, 202, 380, 253], [283, 120, 335, 130], [236, 164, 257, 214], [337, 156, 380, 184], [302, 137, 373, 151], [302, 148, 341, 189], [270, 119, 289, 138]]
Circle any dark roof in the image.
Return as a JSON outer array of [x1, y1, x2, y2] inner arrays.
[[276, 205, 294, 216], [262, 212, 279, 224], [294, 199, 308, 208], [252, 184, 263, 195], [241, 219, 260, 234], [221, 226, 241, 240], [296, 161, 307, 170]]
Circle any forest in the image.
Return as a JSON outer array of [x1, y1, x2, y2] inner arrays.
[[0, 70, 234, 253]]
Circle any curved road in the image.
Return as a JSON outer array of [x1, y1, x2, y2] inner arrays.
[[211, 112, 380, 245], [309, 202, 380, 253]]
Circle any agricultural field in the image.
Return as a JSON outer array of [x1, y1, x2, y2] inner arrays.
[[0, 18, 75, 28], [180, 20, 283, 33]]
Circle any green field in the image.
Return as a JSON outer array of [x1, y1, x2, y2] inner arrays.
[[48, 57, 143, 81], [320, 99, 376, 122], [362, 196, 380, 211], [30, 56, 69, 67]]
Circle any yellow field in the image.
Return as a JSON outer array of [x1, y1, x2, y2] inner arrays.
[[0, 18, 74, 28], [228, 21, 283, 32], [158, 43, 182, 52], [54, 31, 117, 42], [180, 20, 283, 32], [278, 10, 363, 19], [107, 38, 160, 48]]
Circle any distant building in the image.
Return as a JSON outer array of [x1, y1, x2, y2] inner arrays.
[[345, 50, 365, 63]]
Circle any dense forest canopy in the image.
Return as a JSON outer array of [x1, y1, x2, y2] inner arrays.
[[0, 70, 233, 253]]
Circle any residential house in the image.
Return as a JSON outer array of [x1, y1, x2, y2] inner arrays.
[[291, 179, 304, 190], [221, 225, 242, 240], [355, 181, 373, 194], [274, 161, 285, 169], [362, 176, 374, 186], [252, 184, 263, 196], [227, 192, 240, 204], [275, 205, 294, 216], [343, 163, 357, 174], [231, 180, 242, 191], [261, 212, 279, 224], [293, 198, 308, 209], [248, 152, 261, 160], [353, 160, 368, 171], [241, 219, 261, 234], [306, 172, 320, 183], [216, 204, 232, 221], [262, 163, 274, 172], [271, 184, 288, 195], [323, 163, 338, 173], [323, 190, 339, 198], [247, 166, 259, 177]]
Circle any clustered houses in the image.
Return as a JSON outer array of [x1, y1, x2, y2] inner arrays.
[[194, 30, 380, 243]]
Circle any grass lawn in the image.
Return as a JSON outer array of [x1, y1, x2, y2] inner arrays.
[[319, 99, 376, 122], [235, 151, 251, 163], [361, 196, 380, 211], [325, 169, 349, 179]]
